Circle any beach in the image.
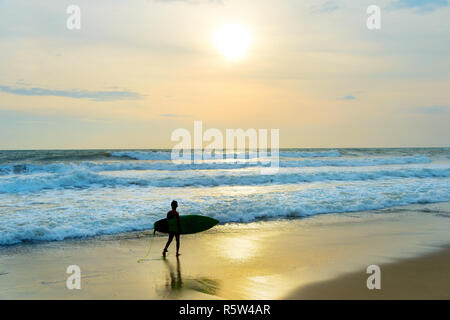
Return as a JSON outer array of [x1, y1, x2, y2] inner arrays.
[[289, 244, 450, 300], [1, 202, 449, 299], [2, 0, 450, 303], [1, 148, 449, 299]]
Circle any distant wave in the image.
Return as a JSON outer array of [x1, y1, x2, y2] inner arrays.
[[281, 155, 430, 167], [279, 150, 340, 158], [110, 149, 341, 160], [110, 151, 172, 160], [0, 156, 431, 175], [0, 166, 448, 193], [0, 150, 113, 163]]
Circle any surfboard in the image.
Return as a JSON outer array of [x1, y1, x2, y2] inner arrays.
[[154, 215, 219, 235]]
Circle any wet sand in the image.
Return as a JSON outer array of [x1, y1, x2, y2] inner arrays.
[[0, 203, 449, 299], [286, 245, 450, 299]]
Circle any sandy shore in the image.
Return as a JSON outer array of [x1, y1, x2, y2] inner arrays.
[[1, 202, 450, 299], [287, 245, 450, 299]]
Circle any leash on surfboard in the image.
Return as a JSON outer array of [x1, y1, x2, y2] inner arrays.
[[137, 229, 156, 263]]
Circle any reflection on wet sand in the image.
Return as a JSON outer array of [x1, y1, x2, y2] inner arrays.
[[164, 257, 183, 292], [159, 257, 220, 298]]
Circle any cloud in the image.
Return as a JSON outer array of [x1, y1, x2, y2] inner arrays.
[[342, 94, 356, 100], [311, 1, 339, 14], [0, 85, 142, 101], [409, 105, 450, 114], [17, 120, 56, 125], [392, 0, 448, 12]]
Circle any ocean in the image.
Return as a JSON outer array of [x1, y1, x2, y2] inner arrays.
[[0, 148, 449, 245]]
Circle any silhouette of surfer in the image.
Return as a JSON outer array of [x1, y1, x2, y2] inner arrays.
[[163, 200, 181, 257]]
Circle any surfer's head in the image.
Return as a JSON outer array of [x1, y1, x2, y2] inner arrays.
[[171, 200, 178, 209]]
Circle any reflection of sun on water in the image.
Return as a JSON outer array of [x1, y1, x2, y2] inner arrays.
[[246, 275, 292, 299], [218, 236, 293, 299], [220, 237, 258, 261], [214, 23, 251, 60]]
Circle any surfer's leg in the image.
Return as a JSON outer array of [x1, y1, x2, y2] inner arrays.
[[175, 233, 180, 256], [163, 233, 174, 256]]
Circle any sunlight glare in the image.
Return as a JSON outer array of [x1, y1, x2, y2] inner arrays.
[[214, 23, 251, 60]]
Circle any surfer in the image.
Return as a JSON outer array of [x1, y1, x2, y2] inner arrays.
[[163, 200, 181, 257]]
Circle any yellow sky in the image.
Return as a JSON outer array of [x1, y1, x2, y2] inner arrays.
[[0, 0, 449, 149]]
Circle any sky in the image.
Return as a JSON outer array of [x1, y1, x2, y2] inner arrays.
[[0, 0, 449, 149]]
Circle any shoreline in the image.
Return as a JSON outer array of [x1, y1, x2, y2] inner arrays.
[[1, 202, 450, 299], [2, 199, 450, 248]]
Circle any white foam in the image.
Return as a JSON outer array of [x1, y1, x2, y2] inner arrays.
[[0, 177, 448, 245], [0, 149, 448, 246], [0, 164, 448, 194], [0, 155, 432, 175]]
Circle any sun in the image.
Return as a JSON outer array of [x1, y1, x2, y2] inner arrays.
[[214, 23, 251, 60]]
